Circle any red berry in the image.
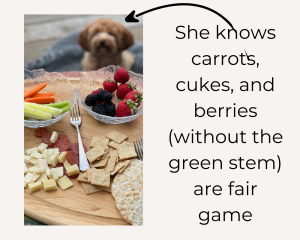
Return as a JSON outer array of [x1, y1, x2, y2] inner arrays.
[[114, 68, 131, 84], [103, 78, 118, 94], [92, 88, 103, 95], [116, 82, 137, 99], [116, 99, 138, 117], [124, 91, 143, 107]]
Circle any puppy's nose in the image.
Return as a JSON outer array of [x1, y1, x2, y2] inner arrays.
[[100, 40, 106, 46]]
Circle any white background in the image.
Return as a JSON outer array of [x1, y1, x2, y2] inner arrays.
[[2, 0, 299, 239]]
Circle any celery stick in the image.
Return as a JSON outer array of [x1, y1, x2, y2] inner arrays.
[[45, 101, 70, 109], [60, 103, 72, 113], [24, 106, 52, 120]]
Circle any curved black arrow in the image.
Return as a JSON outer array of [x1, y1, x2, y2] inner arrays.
[[125, 3, 234, 28]]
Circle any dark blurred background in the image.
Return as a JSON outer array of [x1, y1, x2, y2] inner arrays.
[[24, 15, 143, 75]]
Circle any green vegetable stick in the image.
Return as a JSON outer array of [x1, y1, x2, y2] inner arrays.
[[60, 103, 72, 113], [45, 101, 70, 109]]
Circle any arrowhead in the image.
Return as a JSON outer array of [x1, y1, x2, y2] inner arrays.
[[125, 10, 139, 22]]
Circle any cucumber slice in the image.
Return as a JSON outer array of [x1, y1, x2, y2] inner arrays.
[[24, 106, 52, 120], [60, 103, 72, 113], [24, 102, 62, 116], [45, 101, 70, 109]]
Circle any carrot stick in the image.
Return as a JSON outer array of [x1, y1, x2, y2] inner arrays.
[[24, 82, 47, 99], [30, 92, 55, 98], [24, 97, 55, 104]]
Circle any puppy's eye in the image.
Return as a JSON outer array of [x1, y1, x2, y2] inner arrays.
[[109, 32, 115, 37]]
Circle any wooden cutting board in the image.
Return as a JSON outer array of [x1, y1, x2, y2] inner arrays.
[[24, 79, 143, 225]]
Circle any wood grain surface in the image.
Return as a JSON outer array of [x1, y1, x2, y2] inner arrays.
[[24, 79, 143, 225]]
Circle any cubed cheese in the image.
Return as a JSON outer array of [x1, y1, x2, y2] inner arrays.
[[24, 163, 29, 174], [36, 158, 48, 170], [24, 182, 28, 188], [41, 149, 48, 158], [24, 172, 33, 184], [63, 159, 72, 169], [33, 167, 44, 175], [30, 174, 41, 183], [66, 164, 79, 176], [43, 179, 57, 191], [28, 166, 38, 173], [45, 167, 53, 179], [50, 168, 59, 181], [50, 152, 59, 167], [26, 147, 37, 156], [24, 155, 31, 164], [50, 131, 58, 143], [50, 167, 64, 178], [44, 151, 52, 165], [37, 143, 48, 153], [36, 173, 48, 183], [30, 151, 43, 159], [48, 148, 59, 155], [28, 182, 42, 194], [57, 176, 73, 190], [29, 159, 38, 165], [58, 152, 67, 163]]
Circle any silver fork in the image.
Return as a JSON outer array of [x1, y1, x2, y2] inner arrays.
[[70, 99, 90, 172], [134, 139, 143, 161]]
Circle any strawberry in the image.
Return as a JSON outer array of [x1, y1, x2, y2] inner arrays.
[[123, 91, 143, 107], [92, 88, 103, 96], [114, 68, 131, 83], [116, 99, 138, 117], [116, 82, 137, 99], [103, 78, 118, 94]]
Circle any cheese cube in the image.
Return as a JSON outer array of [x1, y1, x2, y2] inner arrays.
[[24, 163, 29, 174], [45, 167, 53, 179], [26, 147, 37, 155], [36, 158, 48, 170], [24, 182, 28, 188], [24, 173, 33, 184], [44, 151, 52, 164], [33, 167, 44, 175], [30, 151, 43, 159], [50, 167, 64, 178], [37, 143, 48, 153], [63, 160, 72, 169], [48, 148, 59, 155], [50, 169, 59, 181], [36, 173, 48, 183], [30, 174, 41, 183], [50, 152, 59, 167], [24, 155, 31, 164], [43, 179, 57, 191], [41, 149, 48, 158], [57, 176, 73, 190], [28, 182, 42, 194], [29, 159, 38, 165], [58, 152, 67, 163], [66, 164, 79, 176], [29, 166, 38, 173], [50, 131, 58, 143]]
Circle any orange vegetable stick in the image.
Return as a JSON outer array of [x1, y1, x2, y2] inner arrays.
[[24, 82, 47, 99], [24, 97, 55, 104], [30, 92, 55, 98]]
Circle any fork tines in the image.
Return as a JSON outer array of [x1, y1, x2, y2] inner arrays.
[[134, 139, 143, 161]]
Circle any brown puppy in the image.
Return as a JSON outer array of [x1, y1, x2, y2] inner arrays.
[[78, 18, 135, 71]]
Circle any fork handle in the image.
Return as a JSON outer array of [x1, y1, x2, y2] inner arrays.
[[76, 125, 90, 172]]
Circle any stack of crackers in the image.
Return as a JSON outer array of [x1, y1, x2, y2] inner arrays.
[[77, 130, 139, 195], [112, 159, 143, 226]]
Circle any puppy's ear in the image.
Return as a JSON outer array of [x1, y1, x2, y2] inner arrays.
[[78, 28, 89, 51], [122, 27, 134, 50]]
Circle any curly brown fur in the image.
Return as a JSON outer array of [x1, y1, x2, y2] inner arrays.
[[78, 18, 135, 71]]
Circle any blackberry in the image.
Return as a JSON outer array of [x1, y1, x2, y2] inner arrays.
[[103, 101, 116, 117], [85, 94, 97, 106], [97, 89, 112, 102], [92, 103, 106, 115]]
